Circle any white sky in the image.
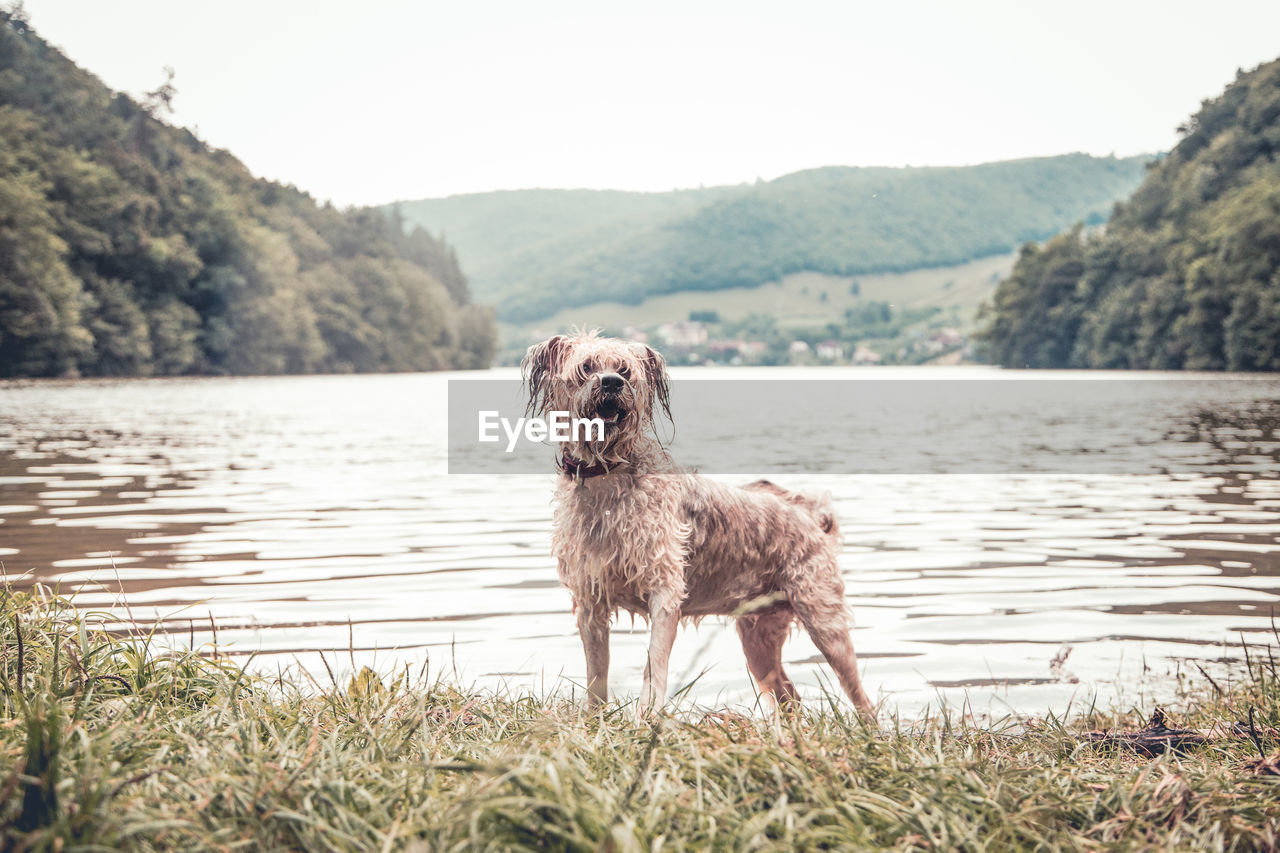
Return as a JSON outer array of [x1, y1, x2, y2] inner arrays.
[[19, 0, 1280, 207]]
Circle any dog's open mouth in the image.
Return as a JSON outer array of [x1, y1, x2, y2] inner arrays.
[[596, 400, 627, 425]]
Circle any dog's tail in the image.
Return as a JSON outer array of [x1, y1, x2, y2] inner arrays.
[[811, 491, 840, 538], [745, 479, 840, 537]]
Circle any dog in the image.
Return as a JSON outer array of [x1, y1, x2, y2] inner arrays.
[[522, 330, 874, 717]]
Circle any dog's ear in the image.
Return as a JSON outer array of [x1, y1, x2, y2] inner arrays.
[[635, 343, 671, 423], [522, 335, 569, 415]]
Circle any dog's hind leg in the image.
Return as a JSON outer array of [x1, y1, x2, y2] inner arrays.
[[576, 605, 611, 707], [786, 566, 876, 719], [639, 588, 681, 714], [735, 605, 800, 708]]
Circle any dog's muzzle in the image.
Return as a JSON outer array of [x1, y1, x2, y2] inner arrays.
[[594, 373, 629, 425]]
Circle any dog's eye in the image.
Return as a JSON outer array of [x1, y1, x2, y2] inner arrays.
[[617, 365, 630, 378]]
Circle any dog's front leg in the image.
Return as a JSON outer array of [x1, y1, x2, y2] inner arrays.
[[639, 589, 681, 714], [576, 605, 611, 707]]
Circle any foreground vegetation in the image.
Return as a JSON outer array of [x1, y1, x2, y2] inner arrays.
[[397, 154, 1147, 323], [0, 8, 495, 377], [3, 589, 1279, 850], [981, 55, 1280, 371]]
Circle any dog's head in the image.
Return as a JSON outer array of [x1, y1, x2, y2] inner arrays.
[[521, 330, 670, 464]]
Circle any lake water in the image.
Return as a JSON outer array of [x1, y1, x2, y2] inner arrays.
[[2, 367, 1279, 718]]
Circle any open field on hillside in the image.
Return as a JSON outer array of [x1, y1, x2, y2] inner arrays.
[[503, 252, 1016, 343]]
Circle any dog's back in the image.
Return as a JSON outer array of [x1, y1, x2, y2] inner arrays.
[[743, 479, 839, 537]]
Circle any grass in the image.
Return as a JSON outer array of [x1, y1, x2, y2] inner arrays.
[[2, 587, 1279, 851], [498, 253, 1015, 348]]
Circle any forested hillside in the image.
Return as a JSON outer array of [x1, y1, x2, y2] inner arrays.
[[0, 9, 495, 377], [396, 154, 1149, 323], [981, 57, 1280, 370]]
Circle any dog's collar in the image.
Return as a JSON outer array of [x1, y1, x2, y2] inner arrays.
[[559, 454, 612, 481]]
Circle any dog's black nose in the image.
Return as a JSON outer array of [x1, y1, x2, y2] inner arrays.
[[599, 373, 625, 393]]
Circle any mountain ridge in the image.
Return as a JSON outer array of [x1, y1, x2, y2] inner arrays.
[[394, 153, 1152, 323]]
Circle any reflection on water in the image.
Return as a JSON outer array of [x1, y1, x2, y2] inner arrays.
[[2, 368, 1280, 717]]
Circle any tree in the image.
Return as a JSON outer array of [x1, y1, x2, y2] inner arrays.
[[980, 56, 1280, 372], [0, 17, 496, 377]]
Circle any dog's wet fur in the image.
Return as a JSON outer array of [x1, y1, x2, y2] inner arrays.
[[522, 330, 874, 716]]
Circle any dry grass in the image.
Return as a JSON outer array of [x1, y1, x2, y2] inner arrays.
[[2, 586, 1279, 851], [499, 254, 1016, 342]]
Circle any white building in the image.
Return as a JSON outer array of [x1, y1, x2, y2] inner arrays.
[[655, 322, 707, 349], [853, 345, 882, 365], [816, 340, 844, 361]]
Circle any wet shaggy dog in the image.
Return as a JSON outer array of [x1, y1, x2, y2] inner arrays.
[[522, 331, 875, 717]]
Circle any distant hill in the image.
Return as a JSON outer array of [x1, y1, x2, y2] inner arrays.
[[981, 57, 1280, 370], [395, 154, 1150, 323], [0, 9, 495, 377]]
